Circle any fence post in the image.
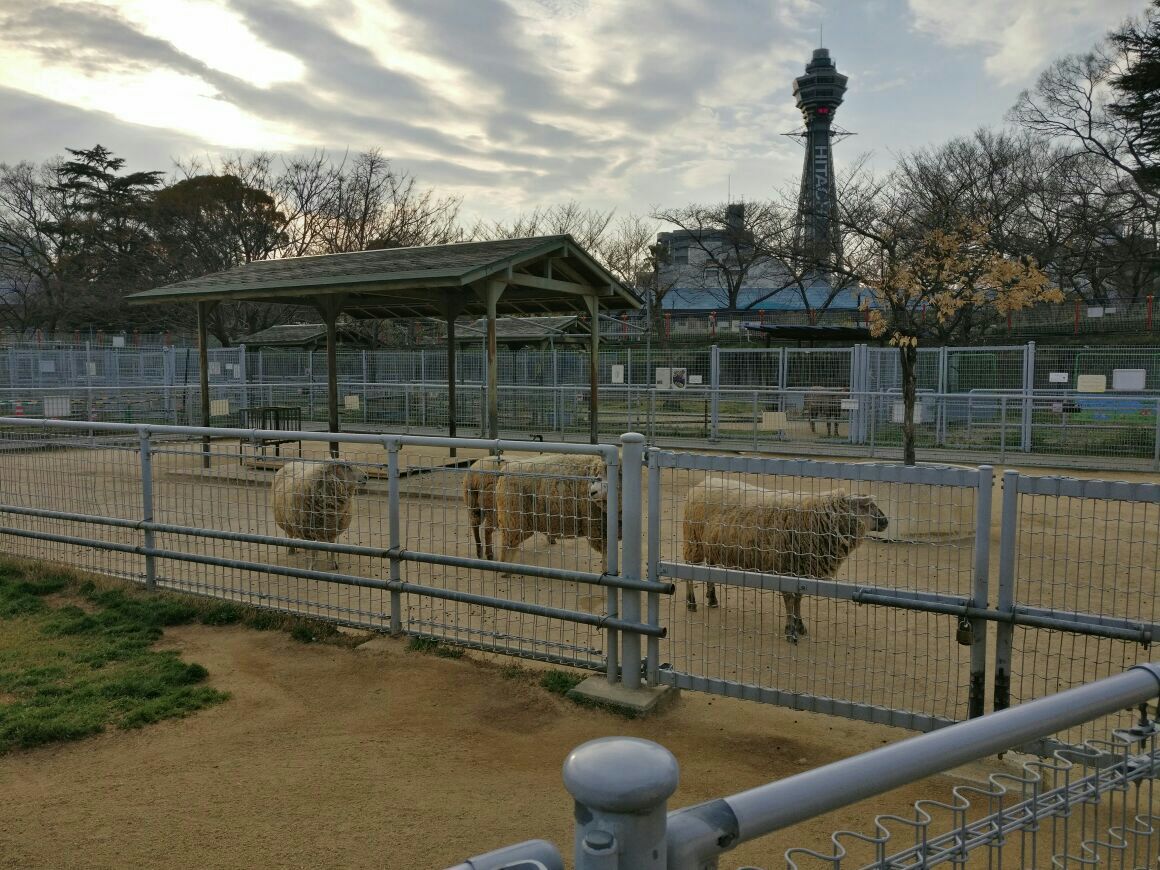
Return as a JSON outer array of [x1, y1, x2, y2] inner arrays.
[[563, 737, 679, 870], [1021, 341, 1035, 453], [709, 345, 720, 443], [138, 428, 156, 591], [604, 444, 621, 686], [646, 448, 661, 685], [1000, 395, 1007, 462], [969, 465, 993, 718], [994, 469, 1020, 711], [1154, 398, 1160, 472], [620, 434, 645, 690], [387, 439, 403, 635]]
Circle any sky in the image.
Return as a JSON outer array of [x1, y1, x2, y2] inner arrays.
[[0, 0, 1148, 226]]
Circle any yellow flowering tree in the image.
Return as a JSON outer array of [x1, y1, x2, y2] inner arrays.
[[862, 221, 1062, 464]]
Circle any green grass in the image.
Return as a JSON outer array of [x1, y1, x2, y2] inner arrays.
[[538, 669, 585, 696], [406, 636, 465, 659], [0, 564, 228, 753], [0, 558, 365, 755]]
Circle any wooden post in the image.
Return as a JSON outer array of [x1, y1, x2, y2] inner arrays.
[[447, 303, 457, 458], [585, 294, 600, 445], [197, 301, 212, 468], [486, 280, 505, 441], [316, 296, 342, 458]]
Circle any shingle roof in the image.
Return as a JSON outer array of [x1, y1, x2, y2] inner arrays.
[[128, 235, 640, 318], [456, 315, 582, 342]]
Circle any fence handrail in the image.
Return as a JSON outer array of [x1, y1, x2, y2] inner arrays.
[[662, 663, 1160, 866]]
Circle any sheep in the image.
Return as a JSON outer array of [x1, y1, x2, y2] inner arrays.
[[462, 455, 557, 561], [493, 453, 614, 566], [271, 459, 368, 570], [803, 388, 846, 437], [682, 477, 888, 643]]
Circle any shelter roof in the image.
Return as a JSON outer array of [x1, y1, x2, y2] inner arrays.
[[236, 322, 378, 348], [455, 315, 583, 343], [128, 235, 641, 318], [743, 323, 875, 342]]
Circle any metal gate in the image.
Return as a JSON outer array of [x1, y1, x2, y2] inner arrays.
[[646, 450, 993, 731]]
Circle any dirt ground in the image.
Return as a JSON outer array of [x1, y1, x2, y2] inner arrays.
[[0, 621, 1025, 870]]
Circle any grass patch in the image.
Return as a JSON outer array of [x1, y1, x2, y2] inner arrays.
[[539, 670, 585, 696], [0, 563, 228, 753], [406, 636, 465, 659]]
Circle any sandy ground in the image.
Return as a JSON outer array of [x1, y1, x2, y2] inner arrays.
[[0, 621, 1033, 870]]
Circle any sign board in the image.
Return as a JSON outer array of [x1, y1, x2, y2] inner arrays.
[[1048, 372, 1069, 384], [112, 336, 125, 348], [671, 368, 687, 389], [760, 411, 788, 431], [1087, 307, 1104, 318], [840, 398, 859, 411], [688, 374, 703, 385], [610, 364, 624, 385], [1112, 368, 1146, 391], [209, 362, 221, 376], [344, 394, 361, 410], [43, 396, 70, 418], [892, 402, 925, 424], [39, 359, 56, 374], [210, 399, 231, 416], [86, 362, 98, 377], [1076, 374, 1107, 393], [1051, 401, 1064, 413], [655, 367, 671, 390]]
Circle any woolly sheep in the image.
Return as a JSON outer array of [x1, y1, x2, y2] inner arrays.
[[272, 460, 368, 570], [463, 456, 557, 561], [682, 477, 888, 642], [803, 387, 846, 437], [493, 453, 613, 566]]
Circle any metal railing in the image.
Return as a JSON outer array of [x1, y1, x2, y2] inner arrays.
[[450, 663, 1160, 869]]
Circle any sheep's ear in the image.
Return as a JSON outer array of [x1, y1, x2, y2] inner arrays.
[[850, 494, 875, 507]]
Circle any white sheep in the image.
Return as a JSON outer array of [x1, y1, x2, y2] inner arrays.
[[682, 477, 888, 642], [271, 460, 368, 570], [462, 455, 558, 561], [493, 453, 613, 566]]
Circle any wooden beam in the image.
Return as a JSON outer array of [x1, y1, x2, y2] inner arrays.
[[196, 301, 215, 468], [441, 291, 466, 456], [584, 294, 599, 445], [314, 295, 345, 458], [485, 280, 506, 440], [506, 272, 591, 295]]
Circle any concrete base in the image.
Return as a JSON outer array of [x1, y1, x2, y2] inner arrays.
[[567, 676, 680, 717]]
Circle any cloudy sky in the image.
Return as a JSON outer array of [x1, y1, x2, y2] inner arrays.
[[0, 0, 1147, 224]]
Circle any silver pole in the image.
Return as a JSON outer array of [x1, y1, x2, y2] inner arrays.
[[993, 469, 1020, 711], [138, 428, 156, 591], [968, 465, 993, 717], [387, 441, 403, 635], [620, 433, 645, 690]]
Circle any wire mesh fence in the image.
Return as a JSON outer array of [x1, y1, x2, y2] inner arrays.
[[649, 452, 987, 731]]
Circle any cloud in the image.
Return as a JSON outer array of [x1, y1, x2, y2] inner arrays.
[[906, 0, 1142, 85]]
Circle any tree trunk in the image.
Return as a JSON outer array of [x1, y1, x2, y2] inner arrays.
[[901, 343, 918, 466]]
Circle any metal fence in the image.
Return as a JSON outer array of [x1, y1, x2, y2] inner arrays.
[[5, 341, 1160, 469], [1, 419, 1157, 742], [451, 664, 1160, 869]]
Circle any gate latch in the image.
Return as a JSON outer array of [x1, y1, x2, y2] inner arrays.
[[956, 616, 975, 646]]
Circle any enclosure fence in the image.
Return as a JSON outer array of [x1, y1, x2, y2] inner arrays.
[[450, 664, 1160, 870], [0, 418, 1157, 741], [4, 341, 1160, 469]]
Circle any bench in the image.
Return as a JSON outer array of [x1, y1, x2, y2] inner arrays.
[[237, 405, 303, 464]]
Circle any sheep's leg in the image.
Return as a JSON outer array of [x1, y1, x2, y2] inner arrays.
[[706, 582, 718, 608], [470, 512, 483, 559], [547, 535, 558, 545], [686, 582, 697, 611], [483, 524, 495, 562], [498, 529, 529, 576], [782, 591, 806, 642], [808, 417, 817, 434]]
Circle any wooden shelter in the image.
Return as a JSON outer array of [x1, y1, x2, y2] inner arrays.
[[128, 236, 640, 457]]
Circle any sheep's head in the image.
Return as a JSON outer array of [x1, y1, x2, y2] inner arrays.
[[848, 494, 889, 533], [329, 462, 369, 493], [586, 475, 624, 540]]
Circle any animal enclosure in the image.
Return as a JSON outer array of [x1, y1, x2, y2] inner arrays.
[[0, 418, 1156, 743]]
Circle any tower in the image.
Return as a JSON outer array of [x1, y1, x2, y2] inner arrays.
[[791, 47, 849, 272]]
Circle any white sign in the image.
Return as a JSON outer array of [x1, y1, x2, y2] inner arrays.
[[840, 398, 859, 411], [210, 399, 231, 416], [209, 362, 221, 376], [1048, 372, 1069, 384], [39, 360, 56, 374], [760, 411, 788, 431], [892, 402, 925, 424], [1112, 368, 1146, 391], [655, 367, 671, 390], [610, 364, 624, 385], [344, 394, 361, 410], [86, 362, 98, 377], [688, 375, 703, 385], [1076, 375, 1107, 393], [1087, 307, 1104, 318], [43, 396, 70, 418], [1051, 401, 1064, 413], [112, 336, 126, 348]]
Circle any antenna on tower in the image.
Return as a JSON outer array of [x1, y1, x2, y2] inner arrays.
[[819, 23, 823, 47]]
